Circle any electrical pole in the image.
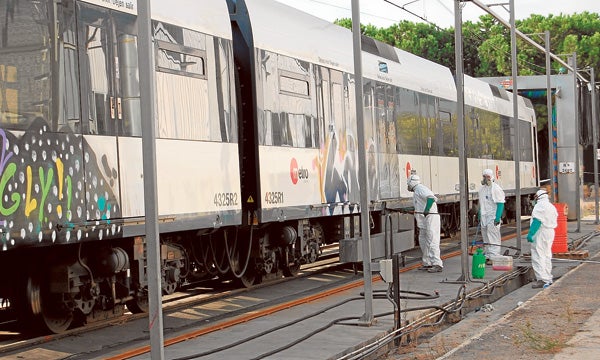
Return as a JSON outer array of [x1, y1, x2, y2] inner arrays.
[[454, 0, 469, 282], [545, 31, 555, 203], [510, 0, 522, 248], [351, 0, 374, 325], [138, 1, 165, 358]]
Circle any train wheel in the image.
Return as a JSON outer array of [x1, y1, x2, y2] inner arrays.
[[282, 245, 301, 277], [126, 293, 149, 314], [283, 263, 300, 277], [237, 267, 257, 288], [25, 274, 73, 334]]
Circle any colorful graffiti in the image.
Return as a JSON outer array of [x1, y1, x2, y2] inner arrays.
[[0, 119, 122, 250], [314, 129, 363, 215]]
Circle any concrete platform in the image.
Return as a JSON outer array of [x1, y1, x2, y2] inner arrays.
[[100, 219, 599, 360]]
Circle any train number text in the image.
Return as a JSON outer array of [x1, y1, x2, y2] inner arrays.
[[214, 192, 239, 207], [265, 191, 284, 205]]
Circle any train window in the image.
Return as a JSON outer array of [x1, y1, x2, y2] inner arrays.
[[396, 88, 421, 155], [331, 83, 345, 136], [153, 22, 220, 141], [79, 20, 112, 135], [266, 58, 318, 148], [279, 71, 309, 97], [215, 38, 237, 143], [519, 120, 534, 162], [156, 41, 206, 78], [478, 111, 497, 159], [439, 111, 451, 124], [0, 0, 51, 131], [60, 14, 81, 133], [77, 5, 140, 136], [420, 94, 436, 155], [271, 112, 292, 146], [466, 107, 485, 158], [439, 110, 457, 156], [501, 115, 513, 160]]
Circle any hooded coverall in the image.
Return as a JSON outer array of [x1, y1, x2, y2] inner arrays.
[[411, 183, 443, 268], [479, 170, 505, 259], [528, 195, 558, 284]]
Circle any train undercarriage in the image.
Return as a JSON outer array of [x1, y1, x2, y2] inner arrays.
[[2, 219, 328, 334], [2, 194, 534, 334]]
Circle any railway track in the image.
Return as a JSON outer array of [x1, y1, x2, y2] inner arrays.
[[0, 222, 529, 358], [0, 248, 350, 356]]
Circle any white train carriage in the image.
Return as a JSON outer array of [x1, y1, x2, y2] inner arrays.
[[0, 0, 240, 333], [360, 37, 538, 237], [230, 0, 419, 268]]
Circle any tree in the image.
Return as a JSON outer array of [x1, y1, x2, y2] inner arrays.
[[335, 12, 600, 83]]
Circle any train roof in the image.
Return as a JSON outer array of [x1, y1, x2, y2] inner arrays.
[[151, 0, 232, 40], [237, 0, 536, 124], [361, 37, 457, 101], [464, 75, 497, 112], [484, 83, 536, 122], [241, 0, 354, 73], [517, 96, 536, 122]]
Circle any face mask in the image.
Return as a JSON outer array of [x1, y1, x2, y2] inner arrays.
[[407, 185, 414, 192], [481, 177, 491, 186]]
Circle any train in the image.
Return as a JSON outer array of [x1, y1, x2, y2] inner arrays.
[[0, 0, 538, 333]]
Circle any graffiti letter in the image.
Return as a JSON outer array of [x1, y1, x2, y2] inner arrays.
[[24, 166, 37, 217], [66, 175, 72, 212], [0, 129, 13, 173], [38, 167, 53, 223], [0, 162, 19, 215], [56, 158, 63, 200]]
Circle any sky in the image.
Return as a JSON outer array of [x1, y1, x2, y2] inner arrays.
[[274, 0, 600, 29]]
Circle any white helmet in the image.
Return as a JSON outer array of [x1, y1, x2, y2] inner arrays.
[[407, 174, 420, 191]]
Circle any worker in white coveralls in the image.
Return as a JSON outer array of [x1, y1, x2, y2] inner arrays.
[[407, 174, 443, 273], [478, 169, 505, 265], [527, 189, 558, 289]]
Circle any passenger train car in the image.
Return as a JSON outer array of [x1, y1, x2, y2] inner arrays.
[[0, 0, 538, 333]]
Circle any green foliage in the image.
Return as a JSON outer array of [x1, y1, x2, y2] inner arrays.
[[334, 12, 600, 82]]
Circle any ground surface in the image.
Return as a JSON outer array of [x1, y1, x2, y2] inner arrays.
[[385, 252, 600, 360]]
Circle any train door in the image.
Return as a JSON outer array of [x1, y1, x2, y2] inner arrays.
[[315, 68, 360, 207], [76, 3, 141, 221], [362, 81, 379, 201], [375, 83, 399, 199], [418, 93, 434, 188]]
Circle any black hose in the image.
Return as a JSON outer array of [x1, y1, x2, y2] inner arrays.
[[171, 296, 364, 360], [369, 288, 440, 300]]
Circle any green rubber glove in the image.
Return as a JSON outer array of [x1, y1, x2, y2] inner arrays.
[[423, 197, 435, 216], [527, 218, 541, 243], [494, 202, 504, 225]]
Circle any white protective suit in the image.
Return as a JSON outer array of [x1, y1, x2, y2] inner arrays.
[[408, 175, 443, 268], [530, 190, 558, 284], [478, 169, 505, 258]]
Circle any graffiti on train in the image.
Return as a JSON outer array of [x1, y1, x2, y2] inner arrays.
[[317, 129, 362, 215], [0, 119, 122, 250]]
